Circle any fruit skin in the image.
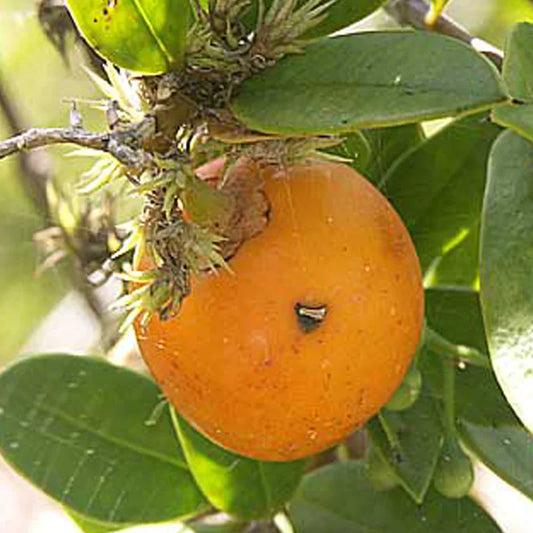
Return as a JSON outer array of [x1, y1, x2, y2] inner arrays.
[[136, 161, 424, 461]]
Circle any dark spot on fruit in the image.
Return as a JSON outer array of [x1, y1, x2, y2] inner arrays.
[[103, 8, 108, 15], [93, 18, 98, 23], [294, 303, 328, 333]]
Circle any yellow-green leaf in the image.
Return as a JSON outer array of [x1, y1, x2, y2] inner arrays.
[[65, 0, 188, 74]]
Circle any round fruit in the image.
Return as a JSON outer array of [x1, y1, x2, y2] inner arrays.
[[136, 161, 424, 461]]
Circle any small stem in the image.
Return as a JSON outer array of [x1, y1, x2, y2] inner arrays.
[[0, 126, 105, 159], [0, 124, 149, 168], [424, 325, 491, 370], [377, 411, 402, 461], [425, 0, 450, 27]]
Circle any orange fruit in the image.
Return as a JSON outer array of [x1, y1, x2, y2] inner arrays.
[[136, 161, 424, 461]]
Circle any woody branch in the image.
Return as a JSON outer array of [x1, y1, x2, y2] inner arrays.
[[0, 125, 148, 168]]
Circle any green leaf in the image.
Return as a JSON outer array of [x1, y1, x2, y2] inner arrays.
[[492, 23, 533, 142], [380, 114, 500, 284], [0, 355, 207, 525], [429, 225, 481, 287], [68, 511, 121, 533], [231, 32, 505, 135], [493, 103, 533, 143], [173, 412, 306, 521], [480, 131, 533, 434], [423, 287, 533, 502], [327, 125, 425, 188], [65, 0, 188, 74], [362, 124, 425, 185], [325, 124, 424, 186], [425, 287, 488, 354], [289, 462, 501, 533], [243, 1, 386, 39], [423, 288, 501, 430], [460, 424, 533, 503], [366, 382, 443, 504], [304, 0, 386, 38]]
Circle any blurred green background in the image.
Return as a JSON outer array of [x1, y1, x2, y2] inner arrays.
[[0, 0, 104, 364], [0, 0, 532, 366]]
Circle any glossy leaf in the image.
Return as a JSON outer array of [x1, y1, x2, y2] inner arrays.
[[242, 0, 385, 39], [173, 412, 306, 520], [381, 114, 500, 284], [69, 512, 120, 533], [493, 103, 533, 143], [362, 124, 425, 185], [312, 124, 424, 190], [425, 287, 488, 354], [304, 0, 386, 38], [289, 462, 501, 533], [231, 32, 505, 135], [367, 382, 443, 504], [480, 131, 533, 434], [423, 287, 533, 502], [460, 424, 533, 503], [429, 225, 481, 287], [0, 355, 207, 525], [65, 0, 188, 73], [492, 23, 533, 142]]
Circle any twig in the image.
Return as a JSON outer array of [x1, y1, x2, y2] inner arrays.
[[424, 325, 491, 370], [0, 125, 148, 168], [0, 127, 107, 159], [384, 0, 503, 69]]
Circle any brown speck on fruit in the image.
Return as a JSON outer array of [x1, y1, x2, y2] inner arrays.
[[294, 303, 328, 333]]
